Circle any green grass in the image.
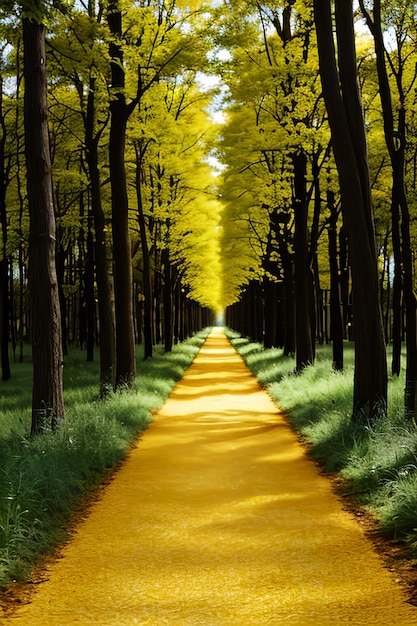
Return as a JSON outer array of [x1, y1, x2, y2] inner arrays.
[[0, 329, 209, 587], [226, 328, 417, 554]]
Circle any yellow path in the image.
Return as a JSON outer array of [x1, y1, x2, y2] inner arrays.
[[4, 329, 417, 625]]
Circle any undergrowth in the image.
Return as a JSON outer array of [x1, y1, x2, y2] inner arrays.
[[225, 328, 417, 555], [0, 329, 209, 587]]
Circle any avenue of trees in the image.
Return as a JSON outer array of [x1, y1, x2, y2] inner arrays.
[[0, 0, 221, 433], [218, 1, 417, 420], [1, 0, 417, 430]]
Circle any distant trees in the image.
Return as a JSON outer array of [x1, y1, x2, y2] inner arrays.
[[217, 2, 332, 368], [359, 0, 417, 415], [0, 0, 219, 429], [217, 0, 414, 419]]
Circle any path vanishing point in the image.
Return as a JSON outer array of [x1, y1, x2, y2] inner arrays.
[[3, 328, 417, 625]]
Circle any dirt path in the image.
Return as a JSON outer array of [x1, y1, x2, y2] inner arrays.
[[3, 328, 417, 625]]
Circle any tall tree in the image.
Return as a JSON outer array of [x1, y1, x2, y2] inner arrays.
[[106, 0, 205, 384], [314, 0, 387, 417], [22, 3, 65, 433], [326, 187, 344, 370], [107, 0, 136, 388], [134, 138, 153, 359], [359, 0, 417, 416], [0, 64, 11, 381], [46, 6, 115, 393]]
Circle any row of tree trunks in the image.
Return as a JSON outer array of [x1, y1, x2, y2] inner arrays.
[[0, 0, 215, 441], [1, 223, 209, 373], [226, 280, 349, 351], [359, 0, 417, 416], [314, 0, 387, 417]]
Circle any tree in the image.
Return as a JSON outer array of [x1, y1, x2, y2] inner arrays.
[[214, 2, 331, 359], [106, 0, 209, 384], [359, 0, 417, 416], [107, 0, 136, 388], [22, 3, 65, 433], [45, 4, 118, 393], [326, 187, 344, 370], [0, 59, 11, 381], [314, 0, 387, 417]]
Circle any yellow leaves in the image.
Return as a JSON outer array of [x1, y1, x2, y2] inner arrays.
[[125, 72, 225, 312], [174, 0, 207, 12], [171, 195, 223, 311], [48, 11, 109, 73]]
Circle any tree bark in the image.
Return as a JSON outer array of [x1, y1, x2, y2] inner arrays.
[[314, 0, 387, 417], [85, 76, 115, 393], [280, 243, 295, 357], [162, 244, 173, 352], [0, 74, 10, 381], [56, 243, 68, 356], [338, 225, 350, 338], [23, 17, 65, 433], [390, 180, 403, 376], [292, 151, 314, 371], [108, 1, 136, 386], [84, 230, 95, 362], [263, 278, 277, 349], [135, 153, 153, 360], [327, 189, 344, 370]]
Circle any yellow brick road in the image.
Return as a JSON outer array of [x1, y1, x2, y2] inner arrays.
[[4, 329, 417, 625]]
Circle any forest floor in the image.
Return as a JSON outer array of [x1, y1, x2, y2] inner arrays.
[[2, 328, 417, 625]]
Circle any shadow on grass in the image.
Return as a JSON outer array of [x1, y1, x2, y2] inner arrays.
[[226, 327, 417, 552]]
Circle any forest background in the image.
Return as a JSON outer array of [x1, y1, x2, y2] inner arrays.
[[1, 0, 417, 594]]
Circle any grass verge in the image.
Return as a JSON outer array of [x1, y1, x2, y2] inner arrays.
[[225, 328, 417, 555], [0, 329, 209, 588]]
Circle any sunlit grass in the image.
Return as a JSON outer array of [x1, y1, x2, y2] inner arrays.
[[0, 329, 209, 587], [226, 328, 417, 555]]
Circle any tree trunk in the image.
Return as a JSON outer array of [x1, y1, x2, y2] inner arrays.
[[338, 225, 350, 338], [174, 272, 180, 343], [263, 278, 277, 349], [108, 2, 136, 386], [378, 229, 390, 342], [162, 245, 173, 352], [56, 244, 68, 356], [327, 189, 344, 370], [391, 195, 402, 375], [85, 77, 115, 393], [0, 75, 10, 381], [84, 230, 95, 362], [292, 151, 314, 371], [136, 154, 153, 360], [23, 17, 65, 434], [281, 246, 295, 357], [310, 153, 323, 351], [262, 222, 278, 348], [154, 266, 162, 345], [314, 0, 387, 417]]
